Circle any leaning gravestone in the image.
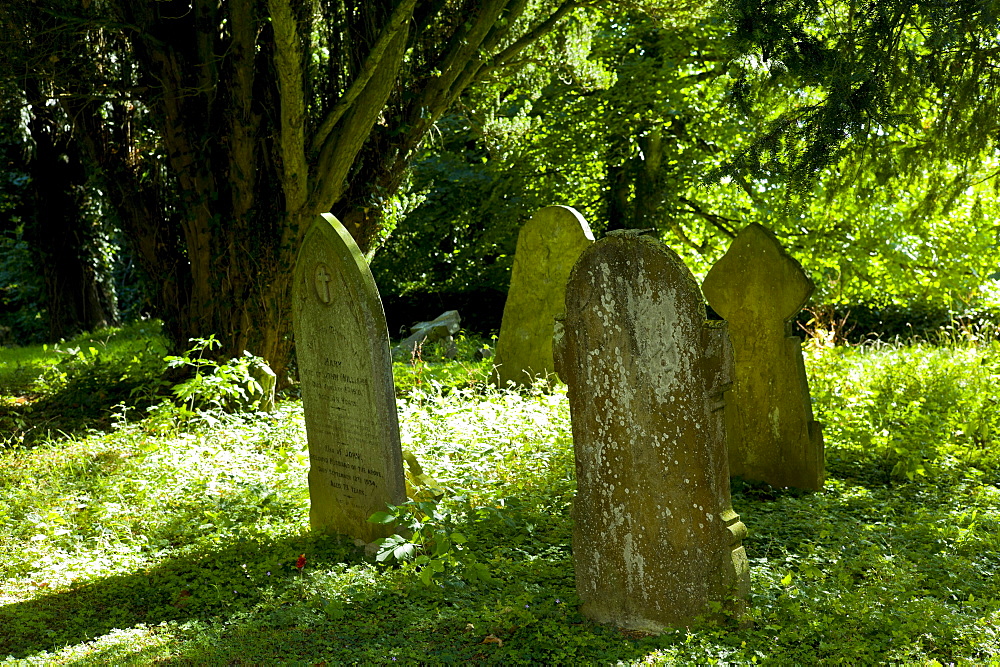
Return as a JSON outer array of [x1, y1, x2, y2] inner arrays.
[[702, 223, 825, 490], [292, 213, 406, 543], [494, 206, 594, 386], [554, 230, 749, 632]]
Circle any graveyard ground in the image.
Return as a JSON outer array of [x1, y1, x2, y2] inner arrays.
[[1, 324, 999, 664]]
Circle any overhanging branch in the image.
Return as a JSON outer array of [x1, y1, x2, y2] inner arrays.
[[310, 0, 418, 160]]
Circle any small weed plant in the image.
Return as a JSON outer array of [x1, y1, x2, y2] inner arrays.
[[165, 336, 269, 418]]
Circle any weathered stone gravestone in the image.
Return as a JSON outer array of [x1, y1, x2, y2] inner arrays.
[[235, 357, 276, 412], [554, 230, 750, 632], [292, 213, 406, 543], [494, 206, 594, 386], [702, 223, 825, 490]]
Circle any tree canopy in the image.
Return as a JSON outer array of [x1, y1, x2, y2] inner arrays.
[[1, 0, 999, 371], [375, 1, 1000, 311]]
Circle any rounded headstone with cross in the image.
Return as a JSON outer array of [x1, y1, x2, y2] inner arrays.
[[292, 213, 406, 542]]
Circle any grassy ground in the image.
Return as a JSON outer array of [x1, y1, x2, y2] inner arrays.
[[1, 325, 999, 664]]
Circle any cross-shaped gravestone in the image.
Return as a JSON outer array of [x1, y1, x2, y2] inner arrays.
[[702, 223, 824, 490]]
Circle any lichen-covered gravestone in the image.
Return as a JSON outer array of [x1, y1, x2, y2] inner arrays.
[[292, 213, 406, 542], [702, 223, 824, 490], [554, 230, 750, 632], [494, 206, 594, 386]]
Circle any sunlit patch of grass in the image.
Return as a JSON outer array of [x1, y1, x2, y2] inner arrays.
[[804, 336, 1000, 483], [0, 321, 167, 391], [399, 377, 574, 505], [0, 321, 170, 446], [2, 330, 1000, 663], [0, 403, 311, 603]]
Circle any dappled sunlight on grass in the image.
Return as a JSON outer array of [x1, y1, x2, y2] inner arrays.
[[0, 322, 170, 447], [399, 379, 574, 506], [805, 338, 1000, 482], [2, 331, 1000, 662]]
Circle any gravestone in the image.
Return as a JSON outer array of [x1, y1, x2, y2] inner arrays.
[[238, 358, 276, 412], [702, 223, 824, 490], [494, 206, 594, 386], [292, 213, 406, 543], [553, 230, 749, 632], [391, 310, 461, 360]]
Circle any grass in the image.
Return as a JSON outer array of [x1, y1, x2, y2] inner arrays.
[[0, 321, 168, 446], [1, 323, 1000, 663]]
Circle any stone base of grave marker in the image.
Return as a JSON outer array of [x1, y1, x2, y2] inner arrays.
[[555, 230, 749, 632], [292, 213, 406, 543]]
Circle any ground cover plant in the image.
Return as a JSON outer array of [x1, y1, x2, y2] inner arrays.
[[1, 324, 1000, 664], [0, 322, 168, 448]]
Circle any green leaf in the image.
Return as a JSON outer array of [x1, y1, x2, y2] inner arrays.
[[368, 511, 396, 524], [393, 542, 416, 561], [433, 537, 451, 557]]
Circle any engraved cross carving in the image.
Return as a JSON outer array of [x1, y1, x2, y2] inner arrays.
[[315, 264, 332, 304]]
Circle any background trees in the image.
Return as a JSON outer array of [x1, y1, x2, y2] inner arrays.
[[376, 1, 1000, 313], [1, 0, 998, 371], [1, 0, 631, 380]]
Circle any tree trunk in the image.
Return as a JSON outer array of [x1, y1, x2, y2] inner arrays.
[[28, 0, 583, 386], [24, 95, 118, 341]]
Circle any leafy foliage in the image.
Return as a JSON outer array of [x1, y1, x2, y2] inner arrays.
[[0, 321, 169, 447], [164, 336, 269, 417], [374, 6, 1000, 315], [720, 0, 1000, 186], [3, 322, 1000, 662], [391, 333, 496, 395], [0, 224, 44, 345], [369, 499, 494, 588], [807, 326, 1000, 482]]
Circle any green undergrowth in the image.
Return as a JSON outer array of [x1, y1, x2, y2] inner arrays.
[[1, 327, 1000, 663], [391, 333, 496, 395], [0, 321, 168, 446]]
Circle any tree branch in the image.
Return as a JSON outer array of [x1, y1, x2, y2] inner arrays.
[[381, 0, 583, 199], [308, 28, 410, 217], [310, 0, 418, 159], [268, 0, 308, 213], [487, 0, 580, 70], [677, 196, 738, 238], [418, 0, 511, 119]]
